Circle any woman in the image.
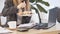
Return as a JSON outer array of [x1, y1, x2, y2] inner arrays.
[[2, 0, 30, 26]]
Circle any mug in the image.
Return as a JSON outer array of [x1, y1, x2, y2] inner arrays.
[[8, 21, 16, 29]]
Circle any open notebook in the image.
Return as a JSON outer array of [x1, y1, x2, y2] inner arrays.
[[0, 27, 12, 34]]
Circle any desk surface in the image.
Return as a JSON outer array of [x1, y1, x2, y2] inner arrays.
[[8, 23, 60, 34]]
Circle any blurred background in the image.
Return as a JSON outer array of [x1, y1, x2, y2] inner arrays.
[[0, 0, 60, 24]]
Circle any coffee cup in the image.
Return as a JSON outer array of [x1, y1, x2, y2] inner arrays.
[[8, 21, 16, 29]]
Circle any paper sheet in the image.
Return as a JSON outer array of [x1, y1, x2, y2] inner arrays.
[[0, 27, 12, 33], [18, 23, 34, 27]]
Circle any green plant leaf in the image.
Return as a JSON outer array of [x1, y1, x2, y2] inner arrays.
[[29, 0, 35, 3], [41, 1, 50, 6], [37, 4, 47, 13], [31, 5, 38, 13], [36, 0, 42, 2], [36, 0, 49, 6]]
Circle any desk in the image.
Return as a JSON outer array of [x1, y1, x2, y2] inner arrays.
[[8, 23, 60, 34]]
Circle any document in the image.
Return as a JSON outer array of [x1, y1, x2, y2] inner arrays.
[[0, 27, 12, 33]]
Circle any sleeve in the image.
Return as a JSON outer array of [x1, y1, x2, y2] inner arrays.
[[2, 0, 18, 16]]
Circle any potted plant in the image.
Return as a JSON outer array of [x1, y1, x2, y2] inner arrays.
[[30, 0, 50, 23]]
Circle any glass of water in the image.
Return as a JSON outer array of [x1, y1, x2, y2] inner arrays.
[[1, 16, 7, 25]]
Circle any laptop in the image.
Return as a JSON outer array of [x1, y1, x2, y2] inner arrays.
[[33, 7, 57, 29]]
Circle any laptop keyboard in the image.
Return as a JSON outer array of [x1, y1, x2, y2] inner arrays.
[[39, 23, 48, 27]]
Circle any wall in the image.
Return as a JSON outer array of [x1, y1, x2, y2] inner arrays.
[[0, 0, 5, 13]]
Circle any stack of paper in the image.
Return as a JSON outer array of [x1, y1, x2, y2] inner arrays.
[[0, 27, 12, 34]]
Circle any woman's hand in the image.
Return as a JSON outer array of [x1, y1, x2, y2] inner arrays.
[[17, 1, 26, 9]]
